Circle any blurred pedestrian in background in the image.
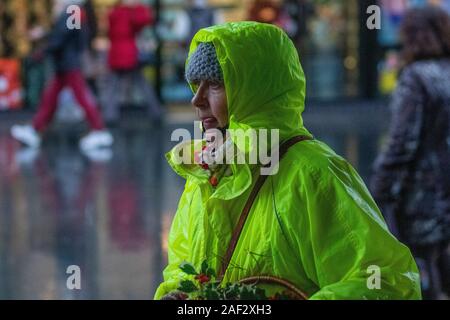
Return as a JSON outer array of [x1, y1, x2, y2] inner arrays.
[[102, 0, 162, 125], [22, 13, 50, 110], [10, 0, 113, 152], [371, 6, 450, 300], [82, 0, 101, 96], [187, 0, 215, 43]]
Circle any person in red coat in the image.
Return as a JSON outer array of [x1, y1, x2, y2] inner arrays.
[[103, 0, 162, 124], [108, 0, 152, 70]]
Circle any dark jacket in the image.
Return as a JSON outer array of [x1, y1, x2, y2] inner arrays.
[[371, 59, 450, 246], [45, 8, 88, 73]]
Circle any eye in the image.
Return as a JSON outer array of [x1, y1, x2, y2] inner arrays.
[[210, 82, 223, 90]]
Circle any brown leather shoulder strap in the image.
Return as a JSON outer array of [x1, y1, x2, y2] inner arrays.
[[218, 135, 313, 279]]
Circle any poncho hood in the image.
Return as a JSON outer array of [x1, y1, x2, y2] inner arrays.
[[167, 22, 312, 199]]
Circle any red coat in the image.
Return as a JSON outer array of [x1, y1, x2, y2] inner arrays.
[[107, 4, 153, 71]]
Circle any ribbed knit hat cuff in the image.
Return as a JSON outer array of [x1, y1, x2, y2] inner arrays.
[[185, 42, 224, 84]]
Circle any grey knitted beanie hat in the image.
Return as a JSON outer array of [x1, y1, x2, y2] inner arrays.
[[185, 42, 224, 84]]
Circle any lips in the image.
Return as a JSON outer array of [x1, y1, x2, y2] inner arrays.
[[201, 117, 218, 130]]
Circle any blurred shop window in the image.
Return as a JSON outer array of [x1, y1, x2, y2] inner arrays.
[[0, 0, 53, 111], [188, 0, 216, 42], [378, 0, 408, 47], [378, 50, 400, 96], [294, 0, 359, 101], [158, 0, 192, 104], [157, 0, 236, 105], [248, 0, 282, 24], [247, 0, 302, 40], [0, 59, 23, 110]]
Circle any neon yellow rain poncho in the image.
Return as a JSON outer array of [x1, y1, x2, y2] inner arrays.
[[154, 22, 421, 300]]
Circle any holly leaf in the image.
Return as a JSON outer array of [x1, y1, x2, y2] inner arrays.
[[224, 283, 240, 300], [178, 280, 198, 293], [179, 262, 198, 275], [204, 286, 220, 300], [201, 260, 209, 275], [239, 285, 254, 300], [254, 287, 267, 300], [206, 267, 216, 278]]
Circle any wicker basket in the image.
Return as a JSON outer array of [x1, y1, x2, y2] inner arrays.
[[239, 276, 308, 300]]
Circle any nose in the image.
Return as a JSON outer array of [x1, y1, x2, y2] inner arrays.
[[191, 83, 207, 109]]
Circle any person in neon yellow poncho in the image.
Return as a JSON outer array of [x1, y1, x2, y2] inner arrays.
[[155, 22, 421, 300]]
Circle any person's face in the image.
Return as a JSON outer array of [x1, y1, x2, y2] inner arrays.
[[191, 80, 228, 131]]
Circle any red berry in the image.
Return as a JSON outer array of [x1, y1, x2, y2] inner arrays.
[[195, 274, 210, 284], [209, 176, 218, 186], [201, 163, 209, 170]]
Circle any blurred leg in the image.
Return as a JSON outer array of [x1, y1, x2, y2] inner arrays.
[[32, 74, 65, 132], [131, 68, 162, 119], [65, 70, 105, 130], [427, 246, 444, 299], [101, 71, 122, 123], [414, 244, 445, 299]]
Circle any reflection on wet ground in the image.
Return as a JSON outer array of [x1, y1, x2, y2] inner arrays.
[[0, 104, 388, 299]]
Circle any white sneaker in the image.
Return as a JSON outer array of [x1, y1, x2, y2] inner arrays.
[[11, 124, 41, 148], [81, 147, 113, 163], [15, 147, 40, 166], [79, 130, 114, 151]]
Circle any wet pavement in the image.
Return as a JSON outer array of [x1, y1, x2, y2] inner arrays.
[[0, 104, 388, 299]]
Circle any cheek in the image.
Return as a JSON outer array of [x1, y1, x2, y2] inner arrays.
[[210, 93, 228, 124]]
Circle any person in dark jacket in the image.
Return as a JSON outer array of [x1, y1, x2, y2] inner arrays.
[[82, 0, 100, 96], [371, 6, 450, 300], [11, 0, 113, 152], [102, 0, 162, 124]]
